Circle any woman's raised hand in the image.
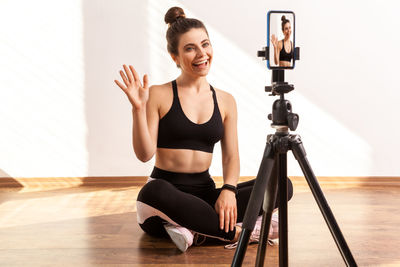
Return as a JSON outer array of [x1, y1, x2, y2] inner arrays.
[[271, 34, 278, 47], [114, 65, 149, 111]]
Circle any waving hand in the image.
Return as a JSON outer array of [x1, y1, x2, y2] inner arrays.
[[114, 65, 149, 111]]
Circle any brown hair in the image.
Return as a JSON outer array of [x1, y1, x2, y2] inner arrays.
[[281, 15, 290, 31], [164, 7, 209, 56]]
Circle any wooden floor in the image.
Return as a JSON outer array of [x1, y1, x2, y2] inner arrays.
[[1, 178, 400, 266]]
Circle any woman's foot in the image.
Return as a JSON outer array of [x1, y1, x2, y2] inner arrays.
[[232, 225, 242, 242], [268, 212, 279, 240], [164, 223, 194, 252], [224, 213, 279, 249], [193, 233, 207, 246]]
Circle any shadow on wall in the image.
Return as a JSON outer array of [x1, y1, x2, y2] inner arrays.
[[82, 0, 152, 177]]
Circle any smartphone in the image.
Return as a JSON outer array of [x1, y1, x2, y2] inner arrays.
[[267, 10, 295, 70]]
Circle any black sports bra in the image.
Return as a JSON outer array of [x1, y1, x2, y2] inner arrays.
[[279, 40, 293, 62], [156, 80, 224, 153]]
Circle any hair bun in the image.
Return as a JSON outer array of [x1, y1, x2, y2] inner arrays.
[[165, 7, 186, 26], [281, 15, 286, 22]]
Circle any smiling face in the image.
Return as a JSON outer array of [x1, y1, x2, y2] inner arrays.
[[282, 22, 291, 39], [171, 28, 213, 77]]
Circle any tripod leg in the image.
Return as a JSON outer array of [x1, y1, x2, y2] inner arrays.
[[278, 153, 289, 267], [255, 159, 279, 267], [232, 139, 276, 267], [290, 135, 357, 267]]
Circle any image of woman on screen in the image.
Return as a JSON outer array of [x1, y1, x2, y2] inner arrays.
[[271, 15, 293, 67]]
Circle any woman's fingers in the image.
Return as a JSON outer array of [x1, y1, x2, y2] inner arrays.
[[231, 209, 236, 231], [271, 35, 277, 47], [119, 70, 129, 87], [217, 203, 237, 232], [129, 65, 141, 84], [118, 65, 147, 90], [114, 79, 126, 91], [234, 208, 237, 230], [220, 208, 236, 233], [219, 208, 224, 230], [123, 64, 134, 84], [225, 210, 230, 233], [143, 74, 149, 89]]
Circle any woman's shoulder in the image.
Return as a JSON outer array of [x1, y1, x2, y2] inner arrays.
[[213, 87, 235, 102], [149, 81, 171, 93], [145, 82, 173, 111], [148, 81, 173, 99], [213, 87, 237, 119]]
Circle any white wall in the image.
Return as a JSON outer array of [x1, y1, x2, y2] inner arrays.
[[1, 0, 399, 178]]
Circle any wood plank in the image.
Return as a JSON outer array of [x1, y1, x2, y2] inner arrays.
[[1, 176, 400, 188], [1, 184, 400, 266]]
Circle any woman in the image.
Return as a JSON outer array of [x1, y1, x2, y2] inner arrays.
[[114, 7, 293, 252], [272, 15, 293, 67]]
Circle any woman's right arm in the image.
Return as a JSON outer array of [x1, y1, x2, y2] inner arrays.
[[115, 65, 158, 162], [271, 35, 279, 65], [131, 86, 159, 162]]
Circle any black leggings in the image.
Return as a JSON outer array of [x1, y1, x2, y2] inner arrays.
[[136, 166, 293, 241]]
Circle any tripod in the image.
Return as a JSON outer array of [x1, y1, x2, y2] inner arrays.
[[231, 70, 357, 267]]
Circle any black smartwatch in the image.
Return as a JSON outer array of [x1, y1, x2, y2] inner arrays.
[[221, 184, 238, 196]]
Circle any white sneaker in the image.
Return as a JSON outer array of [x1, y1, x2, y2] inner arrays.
[[250, 212, 279, 245], [164, 223, 194, 252], [268, 212, 279, 240], [224, 213, 279, 249]]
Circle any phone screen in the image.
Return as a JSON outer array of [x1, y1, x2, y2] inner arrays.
[[267, 11, 295, 69]]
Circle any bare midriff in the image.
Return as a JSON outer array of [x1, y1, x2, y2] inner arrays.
[[155, 148, 213, 173], [279, 60, 291, 67]]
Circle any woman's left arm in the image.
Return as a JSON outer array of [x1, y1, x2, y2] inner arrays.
[[215, 92, 240, 233]]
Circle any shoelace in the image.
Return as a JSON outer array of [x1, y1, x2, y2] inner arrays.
[[193, 233, 207, 246], [224, 238, 275, 249]]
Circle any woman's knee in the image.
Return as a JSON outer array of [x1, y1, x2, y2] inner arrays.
[[137, 179, 172, 203], [139, 216, 168, 238]]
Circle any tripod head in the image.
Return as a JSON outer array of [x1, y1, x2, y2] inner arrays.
[[263, 69, 294, 96], [257, 47, 300, 131], [268, 89, 299, 132], [257, 10, 301, 131]]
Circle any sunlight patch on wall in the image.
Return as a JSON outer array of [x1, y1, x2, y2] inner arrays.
[[0, 0, 87, 177]]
